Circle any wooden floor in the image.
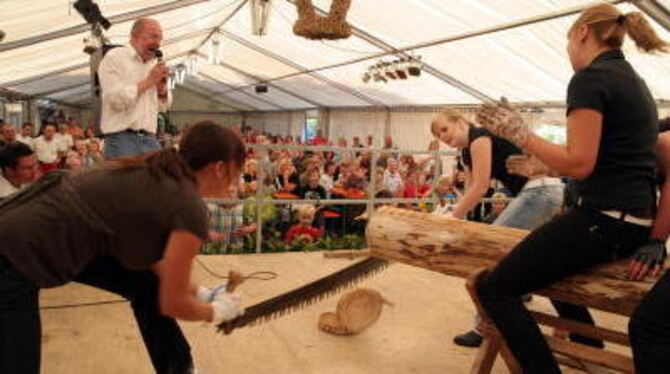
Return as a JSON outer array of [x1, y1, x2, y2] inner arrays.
[[39, 252, 630, 373]]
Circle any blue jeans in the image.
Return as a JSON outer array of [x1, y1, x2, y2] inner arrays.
[[472, 183, 564, 332], [103, 131, 161, 159], [493, 183, 565, 230]]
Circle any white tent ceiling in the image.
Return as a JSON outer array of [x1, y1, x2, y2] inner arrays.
[[1, 0, 669, 110]]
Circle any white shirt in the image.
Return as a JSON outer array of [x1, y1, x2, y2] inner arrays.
[[98, 46, 172, 135], [55, 132, 73, 151], [382, 170, 403, 194], [16, 135, 34, 149], [33, 136, 60, 164], [320, 174, 334, 191], [0, 175, 21, 198]]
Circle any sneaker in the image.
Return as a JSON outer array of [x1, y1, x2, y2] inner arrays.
[[453, 330, 483, 348]]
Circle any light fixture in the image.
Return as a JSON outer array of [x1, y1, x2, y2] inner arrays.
[[408, 55, 422, 77], [362, 56, 422, 84], [186, 54, 200, 75], [208, 34, 221, 65], [250, 0, 272, 36], [176, 64, 187, 84]]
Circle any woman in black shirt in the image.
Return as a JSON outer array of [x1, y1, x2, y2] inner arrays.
[[0, 121, 246, 374], [475, 4, 667, 372]]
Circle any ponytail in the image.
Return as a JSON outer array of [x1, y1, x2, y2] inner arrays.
[[570, 4, 669, 54], [622, 12, 669, 53], [108, 147, 196, 184], [107, 120, 246, 184]]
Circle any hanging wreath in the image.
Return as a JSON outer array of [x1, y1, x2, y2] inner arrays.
[[293, 0, 352, 40]]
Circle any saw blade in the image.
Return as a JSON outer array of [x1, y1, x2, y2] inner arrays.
[[218, 257, 390, 334]]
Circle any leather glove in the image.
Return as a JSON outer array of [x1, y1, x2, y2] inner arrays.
[[210, 291, 244, 324], [476, 97, 531, 147], [628, 239, 667, 281], [506, 155, 551, 177], [197, 283, 228, 303]]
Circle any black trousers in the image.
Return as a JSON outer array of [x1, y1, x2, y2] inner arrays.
[[629, 270, 670, 374], [0, 257, 193, 374], [477, 208, 649, 373]]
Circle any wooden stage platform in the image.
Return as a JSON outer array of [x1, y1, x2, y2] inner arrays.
[[40, 252, 629, 373]]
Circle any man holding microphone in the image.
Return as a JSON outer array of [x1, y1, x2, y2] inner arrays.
[[98, 18, 171, 158]]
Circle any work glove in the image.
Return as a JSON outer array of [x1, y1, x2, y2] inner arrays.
[[197, 283, 228, 303], [476, 97, 531, 148], [210, 291, 244, 324], [628, 239, 667, 281]]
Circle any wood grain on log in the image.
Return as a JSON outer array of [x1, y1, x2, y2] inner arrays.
[[367, 207, 662, 316]]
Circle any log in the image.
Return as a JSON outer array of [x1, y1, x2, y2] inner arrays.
[[366, 207, 662, 316]]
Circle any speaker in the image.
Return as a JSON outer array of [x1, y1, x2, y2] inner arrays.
[[255, 84, 268, 94]]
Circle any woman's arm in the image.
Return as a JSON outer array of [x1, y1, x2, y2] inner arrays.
[[524, 108, 602, 179], [452, 137, 492, 219], [651, 133, 670, 241], [152, 230, 213, 322]]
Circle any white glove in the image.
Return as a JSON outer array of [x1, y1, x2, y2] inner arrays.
[[197, 283, 228, 303], [210, 291, 244, 324]]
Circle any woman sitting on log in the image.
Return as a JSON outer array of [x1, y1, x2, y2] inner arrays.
[[475, 4, 667, 372]]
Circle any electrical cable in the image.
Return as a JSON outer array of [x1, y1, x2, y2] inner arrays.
[[39, 258, 277, 310]]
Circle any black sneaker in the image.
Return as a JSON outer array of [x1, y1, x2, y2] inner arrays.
[[453, 330, 483, 348]]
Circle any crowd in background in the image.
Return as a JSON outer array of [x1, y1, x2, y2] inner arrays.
[[0, 118, 511, 252]]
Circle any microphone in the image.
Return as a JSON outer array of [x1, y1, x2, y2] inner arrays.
[[154, 49, 167, 84]]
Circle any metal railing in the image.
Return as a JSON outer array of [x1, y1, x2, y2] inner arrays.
[[203, 143, 509, 253]]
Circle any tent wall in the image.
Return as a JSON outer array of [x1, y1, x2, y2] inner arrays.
[[169, 111, 243, 128]]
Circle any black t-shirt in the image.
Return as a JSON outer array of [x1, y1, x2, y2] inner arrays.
[[276, 172, 299, 189], [298, 184, 327, 200], [461, 126, 527, 196], [242, 173, 256, 183], [567, 49, 657, 213], [0, 167, 209, 287]]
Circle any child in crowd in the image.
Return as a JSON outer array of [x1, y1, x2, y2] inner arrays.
[[382, 158, 403, 196], [285, 204, 323, 244], [298, 169, 327, 200], [431, 175, 459, 215]]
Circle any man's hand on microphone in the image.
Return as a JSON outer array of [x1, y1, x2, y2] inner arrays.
[[149, 63, 169, 86], [138, 63, 170, 96]]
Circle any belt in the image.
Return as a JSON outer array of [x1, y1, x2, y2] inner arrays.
[[599, 210, 653, 227], [124, 129, 153, 136], [577, 199, 654, 227], [523, 177, 563, 190]]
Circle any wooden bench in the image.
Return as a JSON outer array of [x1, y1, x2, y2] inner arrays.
[[366, 207, 662, 373]]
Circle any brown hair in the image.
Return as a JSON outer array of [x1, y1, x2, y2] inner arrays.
[[109, 120, 245, 184], [569, 4, 668, 53]]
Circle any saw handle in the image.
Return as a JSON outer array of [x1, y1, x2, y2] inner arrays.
[[226, 271, 244, 292]]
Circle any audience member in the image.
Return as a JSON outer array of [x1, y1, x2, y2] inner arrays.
[[0, 142, 39, 199]]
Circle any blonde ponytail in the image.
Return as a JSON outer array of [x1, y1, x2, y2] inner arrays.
[[623, 12, 669, 53], [570, 4, 669, 54]]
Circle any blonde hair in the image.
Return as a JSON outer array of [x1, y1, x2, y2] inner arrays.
[[294, 204, 316, 218], [569, 3, 668, 53], [431, 109, 470, 136]]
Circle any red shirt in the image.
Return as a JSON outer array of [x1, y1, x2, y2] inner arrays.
[[285, 225, 323, 244], [310, 137, 328, 146], [403, 183, 431, 198]]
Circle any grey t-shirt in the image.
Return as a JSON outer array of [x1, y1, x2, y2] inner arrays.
[[0, 167, 209, 287]]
